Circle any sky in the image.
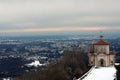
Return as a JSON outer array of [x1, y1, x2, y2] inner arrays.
[[0, 0, 120, 36]]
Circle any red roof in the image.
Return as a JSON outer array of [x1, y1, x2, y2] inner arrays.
[[93, 40, 110, 45], [109, 51, 115, 55]]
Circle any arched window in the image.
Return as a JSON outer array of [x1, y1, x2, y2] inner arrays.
[[111, 61, 113, 65]]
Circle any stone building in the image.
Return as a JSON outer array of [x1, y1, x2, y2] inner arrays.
[[88, 35, 115, 67]]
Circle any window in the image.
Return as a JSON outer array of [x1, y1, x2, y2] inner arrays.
[[111, 61, 113, 65]]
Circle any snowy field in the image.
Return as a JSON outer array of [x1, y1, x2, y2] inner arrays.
[[82, 67, 116, 80]]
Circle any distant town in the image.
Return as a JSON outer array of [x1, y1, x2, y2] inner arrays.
[[0, 34, 120, 79]]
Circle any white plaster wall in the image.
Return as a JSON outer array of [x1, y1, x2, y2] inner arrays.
[[110, 55, 115, 65], [94, 45, 109, 54], [88, 54, 95, 65], [90, 55, 115, 67], [96, 54, 106, 66]]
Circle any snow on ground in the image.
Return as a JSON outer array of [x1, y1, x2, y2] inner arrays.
[[27, 60, 44, 67], [3, 78, 10, 80], [82, 66, 116, 80]]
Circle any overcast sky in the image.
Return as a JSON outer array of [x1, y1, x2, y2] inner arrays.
[[0, 0, 120, 36]]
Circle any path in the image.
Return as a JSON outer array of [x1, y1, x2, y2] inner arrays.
[[78, 67, 116, 80]]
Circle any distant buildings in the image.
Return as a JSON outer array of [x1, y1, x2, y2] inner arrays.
[[89, 35, 115, 67]]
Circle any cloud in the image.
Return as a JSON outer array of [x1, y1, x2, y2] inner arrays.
[[0, 27, 106, 33], [0, 0, 120, 35]]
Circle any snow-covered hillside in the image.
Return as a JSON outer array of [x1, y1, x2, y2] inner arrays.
[[78, 66, 116, 80]]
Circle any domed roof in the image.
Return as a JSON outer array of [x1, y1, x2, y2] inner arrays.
[[93, 35, 110, 45]]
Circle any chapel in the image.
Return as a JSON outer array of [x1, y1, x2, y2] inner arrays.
[[88, 35, 115, 67]]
